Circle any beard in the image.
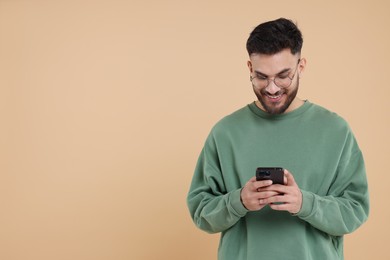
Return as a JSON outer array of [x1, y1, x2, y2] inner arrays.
[[254, 78, 299, 115]]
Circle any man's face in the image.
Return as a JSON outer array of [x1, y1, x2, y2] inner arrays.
[[247, 49, 306, 114]]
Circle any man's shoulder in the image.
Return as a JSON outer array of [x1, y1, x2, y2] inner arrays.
[[308, 102, 350, 131], [212, 104, 252, 130]]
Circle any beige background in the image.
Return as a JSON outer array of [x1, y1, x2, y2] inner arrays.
[[0, 0, 389, 259]]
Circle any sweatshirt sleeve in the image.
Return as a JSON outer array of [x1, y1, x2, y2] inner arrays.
[[295, 131, 370, 236], [187, 133, 249, 234]]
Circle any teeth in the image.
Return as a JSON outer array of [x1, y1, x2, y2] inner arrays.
[[266, 94, 282, 99]]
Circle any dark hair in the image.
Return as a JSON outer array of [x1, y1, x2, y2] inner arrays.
[[246, 18, 303, 56]]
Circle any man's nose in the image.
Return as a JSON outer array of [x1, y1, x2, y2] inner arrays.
[[265, 79, 281, 94]]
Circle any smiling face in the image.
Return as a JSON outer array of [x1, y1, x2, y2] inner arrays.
[[248, 49, 306, 114]]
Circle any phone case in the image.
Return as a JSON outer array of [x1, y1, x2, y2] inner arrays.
[[256, 167, 284, 184]]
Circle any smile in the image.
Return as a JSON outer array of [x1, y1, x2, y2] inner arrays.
[[265, 93, 283, 100]]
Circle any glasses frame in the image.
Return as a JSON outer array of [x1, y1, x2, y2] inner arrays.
[[250, 59, 301, 89]]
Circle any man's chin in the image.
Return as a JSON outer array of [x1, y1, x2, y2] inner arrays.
[[259, 100, 289, 115], [265, 106, 287, 115]]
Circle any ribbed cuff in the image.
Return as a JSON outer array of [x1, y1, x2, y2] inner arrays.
[[294, 190, 315, 218], [229, 188, 249, 217]]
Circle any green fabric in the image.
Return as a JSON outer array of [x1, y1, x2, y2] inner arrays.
[[187, 101, 369, 260]]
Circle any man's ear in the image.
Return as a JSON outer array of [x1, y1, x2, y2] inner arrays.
[[298, 58, 307, 77], [247, 60, 253, 73]]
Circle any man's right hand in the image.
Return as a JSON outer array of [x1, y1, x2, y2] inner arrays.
[[240, 176, 280, 211]]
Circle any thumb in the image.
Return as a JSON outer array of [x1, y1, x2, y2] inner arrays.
[[284, 169, 297, 187]]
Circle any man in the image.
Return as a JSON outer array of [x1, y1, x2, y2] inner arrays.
[[187, 18, 369, 260]]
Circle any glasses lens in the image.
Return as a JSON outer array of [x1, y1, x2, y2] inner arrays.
[[274, 77, 292, 88], [251, 77, 267, 88]]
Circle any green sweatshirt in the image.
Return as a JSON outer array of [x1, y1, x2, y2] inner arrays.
[[187, 101, 369, 260]]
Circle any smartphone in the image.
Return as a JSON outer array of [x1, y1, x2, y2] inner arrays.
[[256, 167, 284, 185]]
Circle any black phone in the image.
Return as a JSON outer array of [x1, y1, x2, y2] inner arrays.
[[256, 167, 284, 185]]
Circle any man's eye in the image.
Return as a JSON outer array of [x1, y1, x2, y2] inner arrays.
[[277, 75, 289, 79], [256, 75, 267, 80]]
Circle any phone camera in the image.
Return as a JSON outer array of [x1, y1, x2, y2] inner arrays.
[[260, 170, 271, 176]]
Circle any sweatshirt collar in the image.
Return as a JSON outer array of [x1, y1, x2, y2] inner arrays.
[[248, 100, 312, 120]]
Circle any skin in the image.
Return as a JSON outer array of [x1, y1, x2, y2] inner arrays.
[[241, 170, 302, 214], [247, 48, 307, 114], [241, 49, 306, 214]]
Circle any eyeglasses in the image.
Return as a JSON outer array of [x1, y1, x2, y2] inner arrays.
[[250, 59, 300, 89]]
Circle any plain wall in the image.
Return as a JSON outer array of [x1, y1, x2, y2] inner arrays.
[[1, 0, 389, 259]]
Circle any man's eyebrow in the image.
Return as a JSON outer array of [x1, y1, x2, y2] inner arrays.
[[254, 68, 291, 77]]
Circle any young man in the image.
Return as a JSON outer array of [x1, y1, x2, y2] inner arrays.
[[187, 18, 369, 260]]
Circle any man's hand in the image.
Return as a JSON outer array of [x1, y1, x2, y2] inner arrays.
[[240, 177, 280, 211], [259, 169, 303, 214]]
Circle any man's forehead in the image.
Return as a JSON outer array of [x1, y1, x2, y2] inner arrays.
[[250, 49, 297, 62], [250, 49, 299, 73]]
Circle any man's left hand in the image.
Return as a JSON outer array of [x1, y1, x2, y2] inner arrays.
[[259, 169, 303, 214]]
